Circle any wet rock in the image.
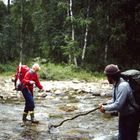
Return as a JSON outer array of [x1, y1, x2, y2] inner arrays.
[[0, 95, 3, 99], [100, 91, 112, 97], [0, 78, 112, 100], [59, 104, 78, 112], [54, 90, 62, 95]]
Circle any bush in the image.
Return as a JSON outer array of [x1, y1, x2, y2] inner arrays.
[[39, 63, 103, 81], [0, 64, 15, 73]]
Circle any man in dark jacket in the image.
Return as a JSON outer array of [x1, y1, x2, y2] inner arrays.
[[99, 64, 139, 140], [22, 63, 45, 123]]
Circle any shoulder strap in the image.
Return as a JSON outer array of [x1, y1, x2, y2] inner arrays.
[[113, 81, 120, 101]]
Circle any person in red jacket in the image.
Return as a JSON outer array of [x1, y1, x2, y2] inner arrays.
[[22, 63, 44, 123]]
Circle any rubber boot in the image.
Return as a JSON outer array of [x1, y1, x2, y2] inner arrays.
[[22, 112, 30, 122], [30, 111, 39, 124]]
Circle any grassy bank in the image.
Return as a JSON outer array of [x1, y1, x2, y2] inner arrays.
[[0, 63, 105, 81]]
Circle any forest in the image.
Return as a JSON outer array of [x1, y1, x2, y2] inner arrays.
[[0, 0, 140, 72]]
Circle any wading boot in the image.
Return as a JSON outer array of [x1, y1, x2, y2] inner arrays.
[[30, 111, 39, 124], [22, 112, 30, 122]]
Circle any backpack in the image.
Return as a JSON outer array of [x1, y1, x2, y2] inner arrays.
[[121, 69, 140, 105], [14, 65, 29, 91]]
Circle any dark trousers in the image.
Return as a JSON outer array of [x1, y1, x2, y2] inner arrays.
[[22, 88, 35, 113], [118, 112, 139, 140]]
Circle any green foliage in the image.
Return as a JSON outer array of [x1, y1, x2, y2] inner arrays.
[[0, 0, 140, 70], [0, 63, 15, 73], [61, 35, 80, 60], [57, 1, 68, 12], [76, 17, 91, 28], [39, 63, 100, 81]]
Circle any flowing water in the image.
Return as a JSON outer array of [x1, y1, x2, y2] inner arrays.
[[0, 90, 135, 140]]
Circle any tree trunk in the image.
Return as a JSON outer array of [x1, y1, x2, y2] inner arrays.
[[20, 0, 23, 63], [81, 0, 90, 62], [82, 26, 88, 61], [7, 0, 10, 13], [104, 44, 108, 64], [104, 0, 110, 64], [69, 0, 78, 67], [104, 14, 109, 64]]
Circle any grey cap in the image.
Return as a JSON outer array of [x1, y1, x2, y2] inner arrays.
[[104, 64, 120, 75]]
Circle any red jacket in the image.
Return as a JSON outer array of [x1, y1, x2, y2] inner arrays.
[[23, 69, 43, 93]]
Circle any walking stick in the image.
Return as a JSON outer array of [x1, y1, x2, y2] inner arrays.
[[48, 106, 99, 132]]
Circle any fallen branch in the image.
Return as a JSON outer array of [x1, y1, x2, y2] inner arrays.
[[48, 106, 99, 131]]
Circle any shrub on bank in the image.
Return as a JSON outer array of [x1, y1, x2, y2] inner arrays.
[[40, 63, 104, 81], [0, 63, 104, 81]]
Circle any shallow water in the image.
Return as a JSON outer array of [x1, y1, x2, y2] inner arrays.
[[0, 91, 137, 140]]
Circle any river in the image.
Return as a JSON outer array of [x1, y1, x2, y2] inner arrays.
[[0, 91, 119, 140], [0, 79, 140, 140]]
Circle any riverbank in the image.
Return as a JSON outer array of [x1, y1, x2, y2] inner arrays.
[[0, 78, 112, 101]]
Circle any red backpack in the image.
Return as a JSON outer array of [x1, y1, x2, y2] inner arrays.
[[14, 65, 29, 91]]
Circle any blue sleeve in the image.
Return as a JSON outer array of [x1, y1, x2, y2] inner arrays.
[[104, 82, 130, 111]]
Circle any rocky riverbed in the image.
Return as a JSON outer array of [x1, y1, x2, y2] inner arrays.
[[0, 78, 139, 140], [0, 78, 112, 100]]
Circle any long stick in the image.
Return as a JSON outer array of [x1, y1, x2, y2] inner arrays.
[[48, 107, 99, 130]]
